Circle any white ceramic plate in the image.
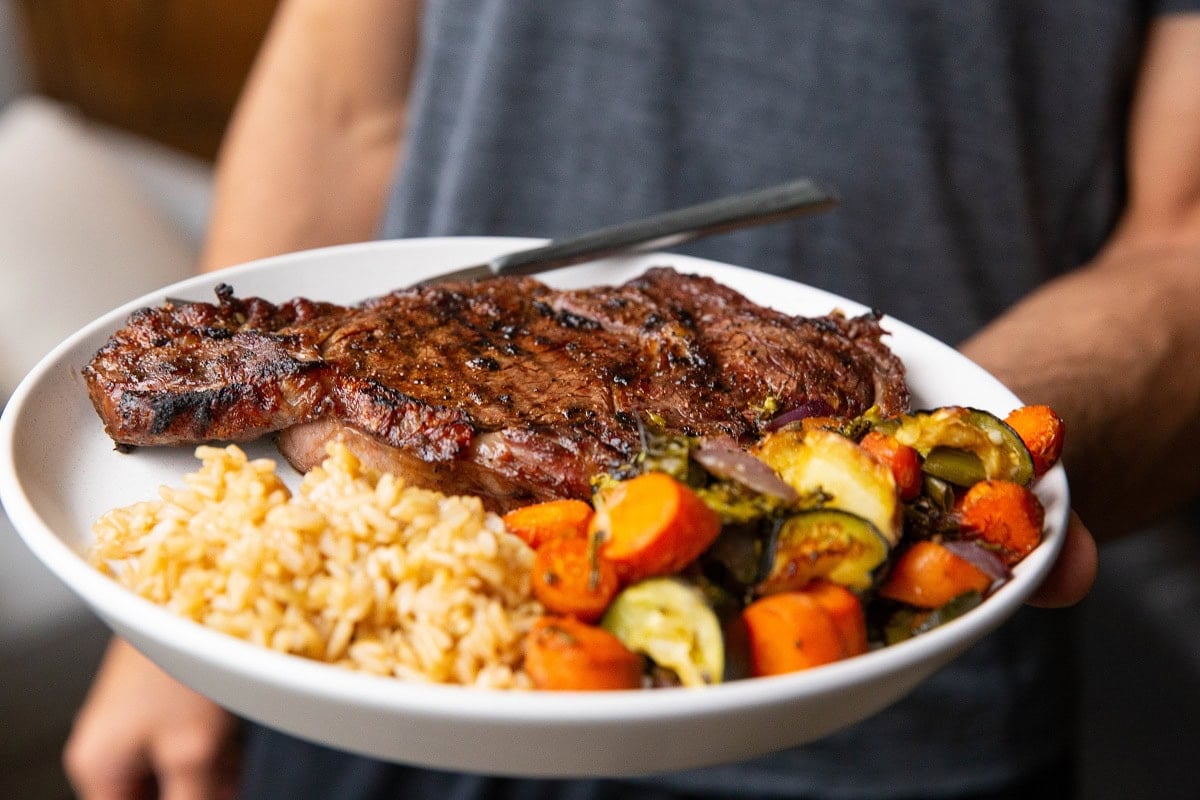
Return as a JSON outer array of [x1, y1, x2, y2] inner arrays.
[[0, 237, 1067, 777]]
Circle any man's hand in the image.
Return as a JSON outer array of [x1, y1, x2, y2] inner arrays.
[[64, 638, 240, 800], [1026, 511, 1097, 608]]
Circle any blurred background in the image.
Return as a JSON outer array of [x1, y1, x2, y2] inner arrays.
[[0, 2, 272, 797], [0, 2, 1197, 798]]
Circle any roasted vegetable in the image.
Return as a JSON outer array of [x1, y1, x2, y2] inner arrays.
[[702, 522, 767, 592], [751, 427, 903, 546], [958, 479, 1045, 566], [601, 577, 725, 687], [695, 480, 790, 526], [764, 399, 837, 430], [524, 616, 644, 691], [878, 406, 1035, 487], [591, 472, 723, 583], [877, 540, 993, 608], [881, 590, 983, 645], [757, 509, 890, 594], [859, 430, 923, 501], [1003, 404, 1066, 478], [805, 580, 870, 657], [503, 498, 594, 549], [793, 415, 868, 438], [531, 536, 621, 623], [535, 398, 1064, 689], [741, 584, 865, 676], [691, 439, 800, 504], [903, 486, 965, 541], [603, 422, 706, 486]]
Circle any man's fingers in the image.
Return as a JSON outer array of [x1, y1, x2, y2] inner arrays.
[[1026, 511, 1098, 608], [62, 730, 152, 800], [158, 767, 236, 800], [64, 639, 240, 800], [152, 709, 242, 800]]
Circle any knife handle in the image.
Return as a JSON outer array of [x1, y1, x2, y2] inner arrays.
[[488, 178, 838, 277]]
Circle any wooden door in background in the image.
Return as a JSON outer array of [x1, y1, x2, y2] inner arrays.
[[14, 0, 280, 160]]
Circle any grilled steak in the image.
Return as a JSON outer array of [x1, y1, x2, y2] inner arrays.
[[84, 268, 909, 510]]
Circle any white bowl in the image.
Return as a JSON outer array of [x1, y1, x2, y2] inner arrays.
[[0, 237, 1067, 777]]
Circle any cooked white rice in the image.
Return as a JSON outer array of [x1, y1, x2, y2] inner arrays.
[[90, 442, 543, 688]]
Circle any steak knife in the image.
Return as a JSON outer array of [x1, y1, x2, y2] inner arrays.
[[414, 178, 837, 286]]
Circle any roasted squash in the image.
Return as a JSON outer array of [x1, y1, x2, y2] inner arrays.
[[751, 427, 902, 546], [878, 407, 1035, 487], [601, 577, 725, 687], [757, 509, 890, 594]]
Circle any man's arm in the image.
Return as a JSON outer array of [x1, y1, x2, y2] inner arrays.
[[64, 3, 421, 798], [961, 14, 1200, 543], [199, 0, 420, 271]]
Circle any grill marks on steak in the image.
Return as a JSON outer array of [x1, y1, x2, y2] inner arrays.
[[84, 268, 909, 510], [552, 269, 908, 433], [84, 285, 345, 447]]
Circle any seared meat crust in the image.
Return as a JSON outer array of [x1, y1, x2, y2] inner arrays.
[[84, 268, 909, 509]]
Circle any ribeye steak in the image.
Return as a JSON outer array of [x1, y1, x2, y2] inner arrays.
[[84, 267, 909, 510]]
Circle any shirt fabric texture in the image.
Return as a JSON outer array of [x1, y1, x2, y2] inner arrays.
[[241, 2, 1200, 798]]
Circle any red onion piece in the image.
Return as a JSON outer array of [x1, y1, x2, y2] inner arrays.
[[693, 440, 799, 503], [942, 539, 1011, 586], [766, 399, 836, 431]]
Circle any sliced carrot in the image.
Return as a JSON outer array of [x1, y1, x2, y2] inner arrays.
[[741, 591, 847, 677], [958, 479, 1045, 566], [804, 580, 869, 657], [878, 540, 993, 608], [591, 472, 723, 583], [524, 616, 644, 691], [502, 498, 594, 549], [531, 536, 621, 623], [859, 430, 923, 501], [1003, 405, 1066, 478]]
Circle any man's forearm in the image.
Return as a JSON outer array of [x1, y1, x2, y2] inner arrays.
[[960, 243, 1200, 541], [964, 16, 1200, 542], [199, 0, 420, 272]]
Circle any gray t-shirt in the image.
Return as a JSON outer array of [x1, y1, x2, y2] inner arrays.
[[257, 2, 1197, 797], [383, 1, 1195, 343]]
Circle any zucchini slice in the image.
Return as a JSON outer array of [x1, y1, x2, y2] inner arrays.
[[601, 578, 725, 687], [882, 590, 984, 645], [751, 427, 903, 546], [880, 407, 1035, 487], [757, 509, 890, 594]]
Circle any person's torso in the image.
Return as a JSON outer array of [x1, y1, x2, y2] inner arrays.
[[384, 0, 1147, 345], [371, 2, 1148, 795]]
